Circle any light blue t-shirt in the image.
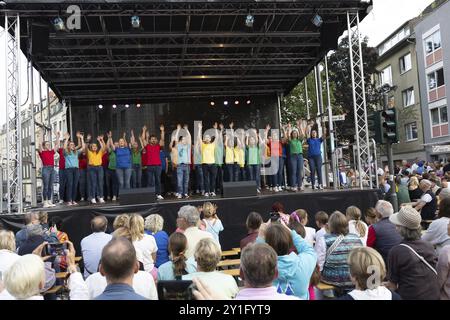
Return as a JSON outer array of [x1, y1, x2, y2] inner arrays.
[[157, 257, 197, 280], [177, 144, 190, 164], [81, 232, 113, 278], [203, 219, 224, 245], [64, 149, 81, 168]]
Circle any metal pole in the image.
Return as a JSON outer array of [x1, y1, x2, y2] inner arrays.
[[277, 92, 282, 130], [47, 83, 51, 141], [315, 64, 329, 188], [29, 63, 37, 207], [305, 79, 310, 120], [372, 138, 379, 188], [69, 100, 73, 138], [325, 55, 338, 190], [383, 92, 398, 212]]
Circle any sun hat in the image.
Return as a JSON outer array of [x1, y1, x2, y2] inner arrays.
[[389, 206, 421, 230]]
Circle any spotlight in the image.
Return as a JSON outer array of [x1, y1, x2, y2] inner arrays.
[[210, 101, 215, 106], [112, 104, 117, 109], [136, 103, 141, 108], [234, 100, 239, 105], [98, 104, 103, 109], [246, 100, 251, 105], [131, 15, 140, 29], [224, 101, 229, 106], [52, 17, 65, 31], [125, 104, 130, 108], [245, 14, 254, 28], [311, 13, 323, 27]]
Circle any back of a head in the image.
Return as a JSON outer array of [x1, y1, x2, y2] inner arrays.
[[194, 238, 221, 272], [129, 214, 145, 241], [348, 247, 386, 290], [91, 215, 108, 233], [23, 212, 38, 225], [288, 220, 306, 238], [346, 206, 362, 221], [178, 205, 200, 227], [375, 200, 394, 218], [328, 211, 349, 236], [293, 209, 308, 222], [4, 254, 44, 299], [100, 237, 137, 282], [439, 197, 450, 218], [113, 214, 130, 230], [169, 232, 188, 277], [113, 227, 132, 242], [202, 202, 217, 218], [50, 216, 64, 230], [0, 230, 16, 251], [38, 211, 48, 224], [144, 214, 164, 234], [241, 243, 278, 288], [271, 202, 285, 214], [246, 212, 263, 231], [315, 211, 329, 225], [26, 224, 44, 237], [265, 223, 293, 256]]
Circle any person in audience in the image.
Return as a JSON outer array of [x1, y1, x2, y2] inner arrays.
[[0, 255, 46, 300], [178, 205, 215, 258], [49, 216, 69, 243], [436, 220, 450, 300], [113, 214, 130, 230], [271, 202, 290, 224], [201, 202, 224, 246], [0, 230, 20, 277], [15, 212, 39, 249], [367, 200, 402, 264], [144, 214, 169, 268], [240, 212, 263, 249], [257, 220, 317, 299], [422, 197, 450, 255], [314, 211, 328, 245], [364, 207, 378, 226], [338, 247, 401, 300], [408, 176, 423, 201], [346, 206, 368, 246], [113, 227, 144, 269], [291, 209, 315, 246], [412, 179, 438, 220], [158, 232, 196, 280], [18, 224, 47, 256], [38, 212, 50, 232], [183, 238, 238, 299], [288, 220, 306, 239], [81, 215, 112, 278], [385, 206, 440, 300], [396, 176, 411, 207], [129, 214, 158, 278], [439, 185, 450, 202], [316, 211, 363, 294]]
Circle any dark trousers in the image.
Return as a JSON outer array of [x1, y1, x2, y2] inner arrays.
[[309, 155, 323, 187], [105, 168, 119, 198], [58, 169, 66, 202], [65, 167, 79, 202], [42, 166, 54, 201], [131, 164, 142, 188], [88, 166, 104, 200], [146, 165, 162, 194], [247, 164, 261, 189], [216, 165, 223, 193], [79, 169, 89, 200], [225, 164, 240, 182], [194, 164, 204, 192], [202, 164, 218, 193]]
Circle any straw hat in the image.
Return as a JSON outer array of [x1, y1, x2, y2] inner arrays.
[[389, 206, 421, 230]]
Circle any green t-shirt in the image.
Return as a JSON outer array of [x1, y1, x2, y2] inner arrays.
[[108, 151, 116, 170], [215, 143, 224, 165], [132, 150, 141, 166], [247, 146, 260, 165], [289, 139, 303, 155]]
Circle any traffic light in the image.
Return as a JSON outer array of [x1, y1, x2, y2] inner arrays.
[[368, 110, 383, 144], [382, 108, 398, 144]]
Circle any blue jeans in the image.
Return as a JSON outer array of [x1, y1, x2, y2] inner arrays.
[[177, 164, 190, 195], [79, 169, 89, 200], [88, 166, 104, 200], [202, 164, 218, 193], [277, 157, 285, 187], [116, 168, 132, 190], [309, 155, 323, 187], [58, 169, 66, 201], [289, 154, 304, 188], [105, 168, 119, 198], [131, 164, 142, 188], [225, 164, 239, 182], [42, 166, 54, 201], [194, 165, 204, 192], [247, 164, 261, 189], [147, 165, 162, 194], [65, 167, 79, 202]]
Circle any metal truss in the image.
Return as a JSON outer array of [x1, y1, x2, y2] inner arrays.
[[347, 11, 373, 189], [2, 14, 23, 214]]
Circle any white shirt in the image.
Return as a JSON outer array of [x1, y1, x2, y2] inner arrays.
[[182, 271, 239, 299], [348, 220, 368, 246], [85, 271, 158, 300], [0, 250, 20, 274], [183, 226, 216, 259], [133, 234, 158, 272], [421, 193, 433, 203], [315, 237, 327, 271], [304, 227, 316, 246], [348, 286, 394, 300], [315, 227, 327, 243], [422, 217, 450, 255]]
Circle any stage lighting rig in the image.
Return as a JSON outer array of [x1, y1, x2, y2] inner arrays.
[[98, 104, 103, 109], [245, 14, 254, 28], [112, 104, 117, 109], [235, 100, 239, 105], [210, 101, 215, 106], [131, 15, 141, 29], [311, 13, 323, 27], [52, 17, 65, 31]]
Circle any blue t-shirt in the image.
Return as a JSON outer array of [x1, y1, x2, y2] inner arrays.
[[177, 144, 190, 165], [115, 147, 132, 169], [64, 150, 81, 168], [307, 138, 323, 157], [160, 150, 168, 171], [145, 230, 170, 268]]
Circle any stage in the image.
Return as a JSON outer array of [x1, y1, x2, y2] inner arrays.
[[0, 188, 380, 253]]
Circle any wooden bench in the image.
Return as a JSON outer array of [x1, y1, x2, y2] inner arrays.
[[316, 282, 336, 291], [232, 248, 241, 253], [221, 250, 239, 258], [217, 259, 240, 268], [56, 272, 69, 279], [222, 269, 240, 277], [44, 285, 63, 295]]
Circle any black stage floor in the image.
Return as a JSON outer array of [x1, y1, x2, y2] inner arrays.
[[0, 188, 380, 253]]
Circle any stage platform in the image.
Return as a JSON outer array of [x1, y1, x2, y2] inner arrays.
[[0, 188, 380, 253]]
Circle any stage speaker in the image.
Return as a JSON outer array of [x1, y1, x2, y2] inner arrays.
[[222, 181, 257, 198], [31, 23, 49, 56], [119, 187, 156, 205], [320, 22, 341, 50]]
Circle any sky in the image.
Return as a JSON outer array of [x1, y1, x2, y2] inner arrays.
[[0, 0, 436, 126]]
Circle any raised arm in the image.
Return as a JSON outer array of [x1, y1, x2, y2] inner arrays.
[[122, 132, 128, 147], [53, 131, 61, 152], [197, 122, 203, 146], [98, 136, 107, 152], [172, 124, 181, 147], [184, 124, 191, 145], [75, 132, 82, 150], [107, 131, 115, 151], [130, 130, 136, 146], [159, 124, 165, 147], [63, 132, 70, 152], [141, 126, 148, 147], [286, 123, 292, 141]]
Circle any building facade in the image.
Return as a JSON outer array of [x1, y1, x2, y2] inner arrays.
[[376, 19, 427, 162], [415, 0, 450, 162]]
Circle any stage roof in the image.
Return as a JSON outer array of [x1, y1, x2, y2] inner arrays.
[[1, 1, 372, 105]]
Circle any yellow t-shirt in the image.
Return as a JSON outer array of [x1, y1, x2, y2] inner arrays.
[[88, 150, 104, 166], [235, 148, 245, 168], [202, 143, 216, 164], [225, 146, 235, 164]]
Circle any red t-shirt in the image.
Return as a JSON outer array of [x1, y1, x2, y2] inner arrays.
[[58, 148, 65, 169], [142, 144, 162, 166], [79, 153, 87, 170], [268, 141, 283, 157], [38, 150, 55, 166], [102, 152, 109, 167]]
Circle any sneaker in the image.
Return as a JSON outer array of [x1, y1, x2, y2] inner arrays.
[[59, 200, 64, 204], [204, 193, 210, 197], [176, 194, 182, 199], [319, 185, 324, 190], [275, 186, 281, 192], [300, 186, 305, 191], [80, 197, 85, 202], [98, 197, 105, 204], [269, 187, 273, 191], [112, 196, 117, 201], [67, 202, 73, 206], [157, 195, 164, 200], [195, 190, 200, 194], [292, 187, 298, 192], [210, 192, 216, 197], [184, 194, 189, 199], [91, 198, 97, 204], [72, 201, 78, 205], [43, 201, 50, 208], [201, 191, 205, 196], [312, 185, 316, 190], [257, 188, 261, 194]]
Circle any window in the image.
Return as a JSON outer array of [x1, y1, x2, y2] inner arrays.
[[428, 68, 445, 90], [405, 123, 418, 141], [430, 106, 448, 138], [402, 88, 415, 107], [425, 31, 441, 55], [380, 66, 392, 86], [399, 53, 412, 74]]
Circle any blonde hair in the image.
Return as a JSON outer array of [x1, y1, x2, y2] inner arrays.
[[129, 214, 145, 242], [408, 176, 419, 190], [144, 214, 164, 233], [348, 247, 386, 290], [0, 230, 16, 251], [202, 202, 217, 219], [112, 227, 132, 242], [194, 238, 221, 272], [113, 214, 130, 230], [346, 206, 366, 238], [293, 209, 308, 225], [38, 211, 48, 224], [4, 255, 44, 299]]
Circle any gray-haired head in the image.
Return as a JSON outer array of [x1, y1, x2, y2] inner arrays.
[[375, 200, 394, 218], [177, 205, 200, 227], [420, 179, 432, 191], [26, 224, 44, 237], [439, 188, 450, 201]]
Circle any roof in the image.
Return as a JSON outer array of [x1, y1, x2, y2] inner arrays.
[[1, 1, 371, 105]]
